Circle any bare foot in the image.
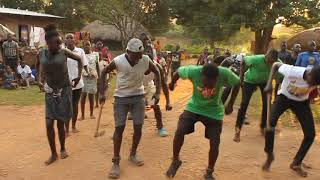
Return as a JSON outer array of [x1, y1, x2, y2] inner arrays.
[[45, 155, 58, 166], [79, 117, 85, 121], [72, 128, 80, 133], [60, 150, 69, 159], [90, 115, 96, 119], [260, 128, 266, 136], [262, 153, 274, 171], [66, 132, 70, 138], [166, 159, 182, 178]]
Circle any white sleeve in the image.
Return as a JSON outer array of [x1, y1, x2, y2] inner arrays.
[[17, 66, 22, 74], [279, 64, 305, 79], [27, 66, 32, 73], [278, 64, 291, 76], [81, 49, 89, 66], [113, 56, 120, 71]]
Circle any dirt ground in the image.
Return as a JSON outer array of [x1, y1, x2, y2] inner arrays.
[[1, 66, 320, 180]]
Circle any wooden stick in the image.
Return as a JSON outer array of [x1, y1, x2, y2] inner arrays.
[[266, 93, 272, 129], [94, 102, 105, 137]]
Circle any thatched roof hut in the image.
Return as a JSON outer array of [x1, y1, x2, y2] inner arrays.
[[287, 28, 320, 51], [81, 20, 150, 49]]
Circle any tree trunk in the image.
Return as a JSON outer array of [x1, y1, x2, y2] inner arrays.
[[254, 26, 274, 54]]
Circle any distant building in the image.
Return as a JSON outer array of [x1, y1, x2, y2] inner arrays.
[[0, 7, 64, 65], [0, 7, 63, 44]]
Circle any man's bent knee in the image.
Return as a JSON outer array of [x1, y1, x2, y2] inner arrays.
[[113, 126, 125, 139]]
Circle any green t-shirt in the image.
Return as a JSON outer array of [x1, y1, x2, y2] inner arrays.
[[244, 55, 273, 84], [178, 65, 240, 120]]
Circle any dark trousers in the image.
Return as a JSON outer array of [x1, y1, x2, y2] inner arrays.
[[72, 88, 82, 122], [221, 86, 232, 104], [236, 82, 267, 130], [265, 95, 315, 165]]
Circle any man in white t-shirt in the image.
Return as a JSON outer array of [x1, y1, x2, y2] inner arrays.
[[263, 62, 320, 177], [99, 38, 161, 179], [17, 60, 35, 87], [64, 33, 89, 135]]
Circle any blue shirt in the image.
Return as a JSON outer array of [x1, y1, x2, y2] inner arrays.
[[295, 52, 320, 68]]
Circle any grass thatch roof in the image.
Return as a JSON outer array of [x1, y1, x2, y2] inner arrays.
[[81, 20, 150, 42], [287, 28, 320, 51]]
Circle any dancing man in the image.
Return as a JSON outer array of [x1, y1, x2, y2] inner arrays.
[[263, 62, 320, 177], [166, 63, 240, 180], [234, 49, 280, 142], [99, 38, 161, 179]]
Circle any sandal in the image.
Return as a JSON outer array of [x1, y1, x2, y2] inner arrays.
[[166, 159, 182, 178], [109, 157, 121, 179], [233, 131, 241, 143], [108, 164, 120, 179], [290, 163, 308, 177], [129, 154, 144, 166]]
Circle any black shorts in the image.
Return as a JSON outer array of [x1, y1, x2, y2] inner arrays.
[[176, 111, 223, 140]]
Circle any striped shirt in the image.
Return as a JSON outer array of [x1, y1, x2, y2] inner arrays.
[[2, 41, 18, 57]]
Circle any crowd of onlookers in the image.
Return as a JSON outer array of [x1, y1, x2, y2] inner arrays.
[[0, 34, 37, 90], [0, 34, 114, 91]]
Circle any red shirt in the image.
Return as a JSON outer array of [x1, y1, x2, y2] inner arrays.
[[96, 47, 112, 63]]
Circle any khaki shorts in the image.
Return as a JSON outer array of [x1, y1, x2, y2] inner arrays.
[[114, 95, 145, 127]]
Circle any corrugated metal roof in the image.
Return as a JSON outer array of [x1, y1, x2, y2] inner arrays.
[[0, 7, 64, 19]]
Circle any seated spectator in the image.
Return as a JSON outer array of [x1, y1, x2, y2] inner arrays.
[[31, 64, 38, 81], [2, 66, 18, 90], [17, 60, 35, 87], [0, 59, 5, 77]]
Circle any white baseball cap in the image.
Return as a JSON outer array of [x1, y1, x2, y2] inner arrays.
[[126, 38, 144, 53]]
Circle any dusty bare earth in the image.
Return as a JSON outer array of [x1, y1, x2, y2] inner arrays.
[[1, 68, 320, 180]]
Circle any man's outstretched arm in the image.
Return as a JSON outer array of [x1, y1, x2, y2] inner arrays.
[[169, 71, 180, 91]]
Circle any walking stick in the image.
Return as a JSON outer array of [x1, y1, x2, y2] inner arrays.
[[266, 93, 272, 130], [94, 102, 106, 137]]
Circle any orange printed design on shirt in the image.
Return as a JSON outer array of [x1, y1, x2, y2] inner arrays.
[[197, 86, 216, 98], [287, 81, 312, 97]]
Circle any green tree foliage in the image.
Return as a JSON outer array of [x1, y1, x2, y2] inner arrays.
[[142, 0, 170, 35], [0, 0, 45, 11], [45, 0, 96, 32], [169, 0, 320, 53], [168, 0, 237, 47], [215, 0, 320, 53]]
